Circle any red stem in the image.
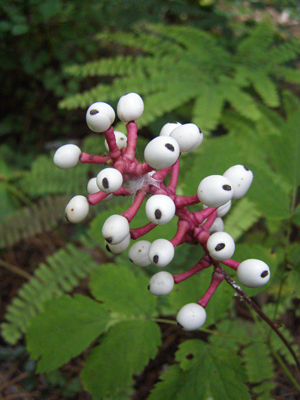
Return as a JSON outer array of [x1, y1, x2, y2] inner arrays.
[[221, 258, 240, 271], [80, 152, 110, 164], [170, 220, 190, 247], [174, 194, 200, 208], [104, 126, 121, 160], [173, 256, 211, 283], [88, 191, 110, 205], [130, 222, 157, 240], [121, 189, 146, 222], [124, 122, 138, 160], [167, 159, 180, 193], [198, 267, 225, 307]]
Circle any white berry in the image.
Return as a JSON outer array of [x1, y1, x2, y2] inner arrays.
[[148, 271, 174, 295], [105, 233, 131, 254], [145, 195, 176, 225], [144, 136, 180, 169], [104, 131, 127, 152], [53, 144, 81, 169], [128, 240, 151, 267], [176, 303, 206, 331], [237, 259, 270, 288], [203, 200, 231, 218], [148, 239, 174, 267], [117, 93, 144, 122], [65, 195, 89, 223], [96, 168, 123, 193], [197, 175, 233, 208], [159, 122, 182, 136], [86, 102, 115, 132], [102, 214, 130, 245], [223, 165, 253, 199], [207, 231, 235, 261], [208, 217, 224, 234], [170, 123, 203, 152], [87, 177, 99, 194]]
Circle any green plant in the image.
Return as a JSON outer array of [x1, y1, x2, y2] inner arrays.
[[59, 22, 300, 134]]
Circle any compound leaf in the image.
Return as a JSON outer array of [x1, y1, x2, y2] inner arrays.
[[149, 339, 250, 400], [26, 294, 110, 373], [89, 263, 157, 318], [81, 320, 161, 399]]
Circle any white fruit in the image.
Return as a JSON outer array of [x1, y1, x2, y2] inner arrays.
[[148, 271, 174, 295], [105, 233, 131, 254], [159, 122, 182, 136], [104, 131, 127, 151], [223, 165, 253, 199], [87, 177, 100, 194], [208, 217, 224, 234], [145, 194, 176, 225], [102, 214, 130, 245], [128, 240, 151, 267], [148, 239, 175, 267], [197, 175, 233, 208], [144, 136, 180, 169], [86, 102, 115, 132], [65, 195, 89, 223], [170, 123, 203, 152], [96, 168, 123, 193], [53, 144, 81, 169], [207, 231, 235, 261], [236, 259, 270, 288], [176, 303, 206, 331], [117, 93, 144, 122]]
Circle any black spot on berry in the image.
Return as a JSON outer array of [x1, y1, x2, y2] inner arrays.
[[106, 244, 112, 253], [186, 353, 194, 360], [165, 143, 175, 152], [243, 166, 249, 171], [102, 177, 109, 189], [153, 255, 159, 264], [155, 209, 162, 219], [147, 285, 150, 290], [90, 109, 99, 115], [215, 243, 225, 251], [222, 184, 232, 191], [261, 270, 269, 278], [105, 237, 112, 244]]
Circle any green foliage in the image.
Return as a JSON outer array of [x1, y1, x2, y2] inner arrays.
[[149, 339, 251, 400], [1, 244, 100, 344], [60, 22, 300, 134]]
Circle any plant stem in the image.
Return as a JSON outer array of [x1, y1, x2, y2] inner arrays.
[[222, 267, 300, 374], [0, 259, 32, 280]]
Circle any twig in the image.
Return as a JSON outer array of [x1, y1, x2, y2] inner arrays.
[[0, 259, 32, 280], [221, 267, 300, 374]]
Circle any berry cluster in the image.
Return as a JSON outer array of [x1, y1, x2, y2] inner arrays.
[[54, 93, 270, 331]]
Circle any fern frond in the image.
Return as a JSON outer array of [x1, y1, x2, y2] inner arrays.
[[275, 66, 300, 84], [1, 243, 99, 344], [192, 85, 225, 132], [236, 22, 275, 65], [0, 195, 69, 248], [248, 71, 279, 108], [19, 155, 95, 197]]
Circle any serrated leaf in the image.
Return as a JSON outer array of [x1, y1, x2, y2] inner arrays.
[[81, 320, 161, 399], [242, 342, 274, 383], [89, 263, 157, 317], [26, 294, 110, 373], [149, 339, 250, 400]]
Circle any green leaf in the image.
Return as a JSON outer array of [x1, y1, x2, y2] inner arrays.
[[224, 198, 261, 241], [26, 294, 110, 373], [89, 263, 157, 317], [242, 342, 274, 383], [81, 320, 161, 399], [149, 340, 250, 400]]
